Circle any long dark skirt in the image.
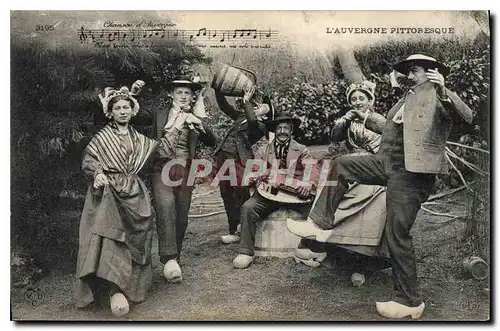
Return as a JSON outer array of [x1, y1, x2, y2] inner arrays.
[[75, 176, 154, 308]]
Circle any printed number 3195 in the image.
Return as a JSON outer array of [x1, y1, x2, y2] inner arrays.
[[36, 25, 54, 31]]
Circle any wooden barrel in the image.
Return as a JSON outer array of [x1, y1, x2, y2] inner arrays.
[[462, 256, 489, 280], [254, 208, 304, 258], [211, 64, 257, 97]]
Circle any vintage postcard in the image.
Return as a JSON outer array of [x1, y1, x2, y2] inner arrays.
[[10, 10, 490, 321]]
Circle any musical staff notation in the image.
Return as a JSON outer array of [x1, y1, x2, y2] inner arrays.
[[78, 26, 279, 44]]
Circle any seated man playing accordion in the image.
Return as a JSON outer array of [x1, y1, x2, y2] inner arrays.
[[232, 111, 320, 269]]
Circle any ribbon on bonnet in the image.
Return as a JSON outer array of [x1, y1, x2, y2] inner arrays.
[[346, 80, 377, 107], [98, 80, 144, 119]]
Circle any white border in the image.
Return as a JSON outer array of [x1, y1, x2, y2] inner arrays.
[[3, 2, 497, 330]]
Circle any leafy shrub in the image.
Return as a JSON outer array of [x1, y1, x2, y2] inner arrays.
[[269, 37, 489, 151], [11, 14, 211, 266]]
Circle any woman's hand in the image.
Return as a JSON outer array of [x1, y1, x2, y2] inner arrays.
[[352, 109, 368, 122], [94, 173, 109, 188], [343, 110, 358, 122], [185, 113, 205, 133]]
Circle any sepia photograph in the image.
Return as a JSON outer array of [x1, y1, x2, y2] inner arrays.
[[9, 10, 491, 321]]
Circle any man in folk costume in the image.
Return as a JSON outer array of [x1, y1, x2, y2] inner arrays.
[[287, 54, 473, 319], [151, 75, 217, 283], [213, 86, 271, 244], [232, 111, 320, 269]]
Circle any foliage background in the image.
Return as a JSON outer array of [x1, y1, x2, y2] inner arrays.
[[10, 11, 490, 276]]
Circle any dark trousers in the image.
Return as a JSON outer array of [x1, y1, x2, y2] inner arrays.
[[220, 182, 250, 234], [152, 168, 194, 264], [310, 155, 435, 307], [214, 151, 251, 234], [238, 192, 312, 256]]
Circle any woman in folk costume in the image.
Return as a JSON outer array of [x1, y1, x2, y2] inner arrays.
[[75, 84, 158, 317], [293, 81, 390, 271]]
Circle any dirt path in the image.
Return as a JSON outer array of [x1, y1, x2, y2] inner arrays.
[[11, 188, 490, 321]]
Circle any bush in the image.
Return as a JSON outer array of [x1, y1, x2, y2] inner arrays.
[[11, 11, 490, 272], [11, 12, 212, 267], [269, 37, 489, 147]]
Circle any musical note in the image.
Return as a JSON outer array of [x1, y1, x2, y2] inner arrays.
[[76, 26, 278, 44], [196, 28, 207, 37], [230, 29, 258, 40], [208, 30, 217, 41], [108, 31, 118, 42], [79, 27, 88, 43], [244, 29, 257, 39]]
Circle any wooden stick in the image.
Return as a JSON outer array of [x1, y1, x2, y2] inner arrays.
[[427, 185, 467, 202], [445, 153, 472, 191], [193, 201, 224, 205], [188, 210, 226, 218], [446, 147, 488, 176], [425, 215, 463, 225], [421, 206, 460, 218], [446, 141, 490, 154], [423, 201, 467, 207]]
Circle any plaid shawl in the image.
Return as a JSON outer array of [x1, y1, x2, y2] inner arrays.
[[86, 122, 157, 175]]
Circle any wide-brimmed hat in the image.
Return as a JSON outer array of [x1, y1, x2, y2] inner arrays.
[[346, 80, 376, 106], [393, 54, 450, 76], [166, 75, 202, 91], [266, 111, 301, 132]]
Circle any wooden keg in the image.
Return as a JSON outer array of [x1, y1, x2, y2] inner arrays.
[[254, 208, 304, 258], [211, 64, 257, 97]]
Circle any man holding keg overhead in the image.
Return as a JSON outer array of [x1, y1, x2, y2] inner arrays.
[[232, 111, 320, 269], [151, 75, 217, 283], [213, 78, 272, 244], [286, 54, 473, 319]]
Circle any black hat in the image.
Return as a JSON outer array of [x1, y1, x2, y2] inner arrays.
[[266, 111, 301, 132], [166, 75, 202, 91], [393, 54, 450, 76]]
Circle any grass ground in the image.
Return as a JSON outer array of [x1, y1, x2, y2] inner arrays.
[[11, 182, 490, 321]]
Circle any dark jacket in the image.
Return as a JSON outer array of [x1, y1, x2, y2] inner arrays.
[[213, 92, 267, 163]]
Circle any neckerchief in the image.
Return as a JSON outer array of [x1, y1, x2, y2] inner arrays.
[[275, 138, 290, 169]]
